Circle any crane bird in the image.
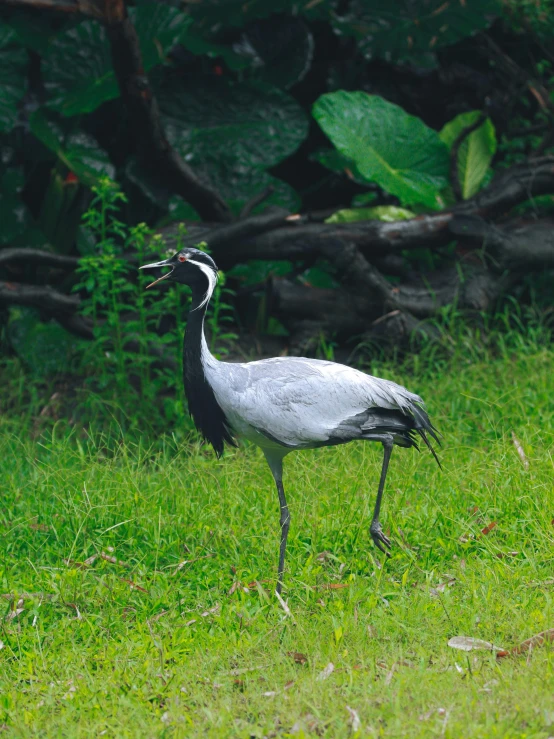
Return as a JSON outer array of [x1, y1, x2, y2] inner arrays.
[[140, 247, 440, 593]]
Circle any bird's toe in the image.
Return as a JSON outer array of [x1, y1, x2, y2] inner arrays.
[[371, 525, 392, 554]]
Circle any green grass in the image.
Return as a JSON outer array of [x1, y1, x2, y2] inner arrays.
[[1, 348, 554, 737]]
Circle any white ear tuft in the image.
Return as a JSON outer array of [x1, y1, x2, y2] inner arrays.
[[188, 259, 218, 310]]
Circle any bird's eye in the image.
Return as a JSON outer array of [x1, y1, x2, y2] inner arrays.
[[178, 255, 186, 262]]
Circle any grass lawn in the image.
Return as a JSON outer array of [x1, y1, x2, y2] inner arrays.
[[1, 348, 554, 737]]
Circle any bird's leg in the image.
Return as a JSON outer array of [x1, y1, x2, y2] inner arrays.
[[370, 437, 394, 555], [276, 479, 290, 595], [263, 450, 290, 595]]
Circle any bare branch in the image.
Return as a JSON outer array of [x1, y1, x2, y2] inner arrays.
[[0, 249, 79, 269], [0, 281, 80, 314]]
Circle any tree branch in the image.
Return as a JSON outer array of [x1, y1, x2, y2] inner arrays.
[[0, 249, 80, 269], [0, 281, 80, 314], [184, 155, 554, 266]]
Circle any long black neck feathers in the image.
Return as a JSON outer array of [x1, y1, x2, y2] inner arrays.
[[183, 284, 236, 457]]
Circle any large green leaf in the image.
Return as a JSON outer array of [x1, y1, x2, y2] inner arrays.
[[237, 16, 314, 89], [157, 78, 307, 169], [0, 28, 27, 133], [42, 21, 116, 116], [439, 111, 497, 200], [325, 205, 416, 223], [313, 91, 449, 209], [333, 0, 501, 66], [42, 4, 191, 117], [30, 111, 114, 185], [154, 76, 306, 211]]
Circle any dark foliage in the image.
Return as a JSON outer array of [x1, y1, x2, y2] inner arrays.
[[1, 0, 553, 380]]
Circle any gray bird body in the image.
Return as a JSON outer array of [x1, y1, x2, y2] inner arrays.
[[201, 335, 426, 453], [140, 246, 441, 594]]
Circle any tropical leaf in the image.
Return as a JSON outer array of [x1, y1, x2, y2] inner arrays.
[[333, 0, 501, 66], [313, 91, 449, 209], [154, 76, 306, 212], [42, 21, 116, 116], [325, 205, 416, 223], [236, 16, 314, 89], [30, 110, 114, 186], [42, 4, 191, 117], [0, 28, 27, 133], [439, 111, 497, 199]]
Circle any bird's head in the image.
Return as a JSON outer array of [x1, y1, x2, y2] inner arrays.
[[139, 247, 218, 308]]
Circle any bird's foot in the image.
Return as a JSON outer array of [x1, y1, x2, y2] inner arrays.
[[370, 523, 392, 555]]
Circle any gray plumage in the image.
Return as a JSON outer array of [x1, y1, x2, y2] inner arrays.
[[205, 349, 433, 451], [140, 247, 441, 594]]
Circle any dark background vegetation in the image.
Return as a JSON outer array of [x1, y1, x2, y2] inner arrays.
[[1, 0, 553, 432]]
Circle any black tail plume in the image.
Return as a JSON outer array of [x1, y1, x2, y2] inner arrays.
[[412, 404, 442, 469]]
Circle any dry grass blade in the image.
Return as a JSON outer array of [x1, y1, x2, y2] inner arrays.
[[227, 581, 238, 595], [200, 604, 220, 617], [150, 610, 169, 622], [430, 578, 456, 597], [172, 553, 215, 575], [317, 662, 334, 681], [346, 705, 361, 732], [6, 608, 24, 621], [448, 636, 505, 652], [511, 432, 529, 470], [119, 578, 148, 593], [65, 603, 82, 620], [100, 552, 129, 567], [497, 628, 554, 659]]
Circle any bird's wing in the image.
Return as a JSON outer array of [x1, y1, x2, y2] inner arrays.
[[207, 356, 424, 448]]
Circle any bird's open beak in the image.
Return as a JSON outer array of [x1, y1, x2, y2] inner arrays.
[[139, 259, 174, 289]]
